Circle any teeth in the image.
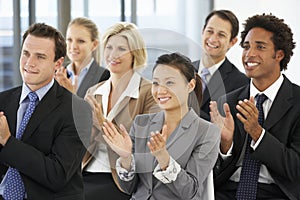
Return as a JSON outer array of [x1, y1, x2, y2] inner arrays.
[[159, 97, 169, 102], [247, 62, 259, 67], [207, 43, 218, 48]]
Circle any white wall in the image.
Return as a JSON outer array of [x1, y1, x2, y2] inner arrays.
[[214, 0, 300, 85]]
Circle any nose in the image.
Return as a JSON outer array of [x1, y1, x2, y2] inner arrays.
[[26, 56, 36, 67], [157, 84, 168, 94], [208, 33, 218, 42], [243, 46, 256, 57]]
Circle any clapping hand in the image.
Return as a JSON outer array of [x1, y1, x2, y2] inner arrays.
[[102, 121, 132, 169], [55, 66, 78, 94], [147, 125, 170, 170], [210, 101, 234, 154]]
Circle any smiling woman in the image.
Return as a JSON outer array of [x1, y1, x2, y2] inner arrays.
[[102, 52, 220, 200], [81, 22, 160, 200]]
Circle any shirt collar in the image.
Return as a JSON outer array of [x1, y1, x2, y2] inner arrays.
[[199, 57, 225, 75], [93, 71, 141, 99], [250, 74, 284, 102], [66, 58, 94, 75], [20, 79, 54, 103]]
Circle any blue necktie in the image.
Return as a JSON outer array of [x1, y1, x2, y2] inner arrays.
[[200, 68, 210, 92], [3, 92, 38, 200], [236, 93, 268, 200]]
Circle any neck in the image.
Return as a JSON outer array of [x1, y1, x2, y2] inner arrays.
[[164, 105, 189, 135], [110, 69, 134, 91], [73, 57, 92, 75], [252, 73, 280, 92], [202, 54, 224, 68]]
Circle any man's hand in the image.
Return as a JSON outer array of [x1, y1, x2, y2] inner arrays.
[[0, 112, 11, 145]]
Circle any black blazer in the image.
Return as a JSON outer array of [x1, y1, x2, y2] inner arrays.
[[0, 81, 92, 200], [214, 76, 300, 200], [192, 58, 249, 121], [76, 60, 110, 98]]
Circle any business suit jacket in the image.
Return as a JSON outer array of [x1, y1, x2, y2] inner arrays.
[[0, 81, 92, 200], [213, 76, 300, 200], [192, 58, 249, 121], [118, 109, 220, 200], [82, 76, 160, 170], [76, 60, 110, 98]]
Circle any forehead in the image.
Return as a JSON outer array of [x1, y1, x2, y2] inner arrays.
[[23, 34, 55, 55], [67, 24, 91, 38], [206, 15, 232, 33], [244, 27, 274, 44], [107, 34, 128, 45], [153, 64, 182, 79]]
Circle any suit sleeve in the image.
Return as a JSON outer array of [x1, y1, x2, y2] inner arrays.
[[0, 96, 92, 192]]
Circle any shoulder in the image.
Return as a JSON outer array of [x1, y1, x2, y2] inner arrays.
[[134, 112, 158, 123]]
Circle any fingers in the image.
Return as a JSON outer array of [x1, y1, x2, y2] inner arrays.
[[119, 124, 129, 138], [209, 101, 220, 123], [102, 121, 116, 140], [223, 103, 232, 118]]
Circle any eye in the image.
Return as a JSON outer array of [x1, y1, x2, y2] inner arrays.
[[242, 44, 250, 50], [106, 45, 112, 50], [166, 81, 174, 85], [257, 45, 266, 50], [78, 39, 85, 44], [152, 81, 159, 86]]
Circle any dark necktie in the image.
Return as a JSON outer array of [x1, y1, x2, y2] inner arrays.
[[236, 93, 268, 200], [200, 68, 210, 92], [3, 92, 38, 200]]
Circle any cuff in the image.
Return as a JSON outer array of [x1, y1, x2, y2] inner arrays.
[[153, 156, 181, 184], [116, 155, 135, 181]]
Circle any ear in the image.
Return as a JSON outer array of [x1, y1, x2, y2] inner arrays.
[[275, 49, 284, 61], [188, 79, 196, 93], [228, 37, 238, 50], [54, 57, 65, 71], [92, 39, 99, 52]]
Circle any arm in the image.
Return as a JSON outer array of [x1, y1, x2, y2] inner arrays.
[[162, 124, 220, 199], [0, 97, 92, 191]]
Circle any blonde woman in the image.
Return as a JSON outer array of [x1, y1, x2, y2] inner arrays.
[[55, 17, 110, 97], [82, 22, 159, 200]]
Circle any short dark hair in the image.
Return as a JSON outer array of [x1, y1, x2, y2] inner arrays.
[[153, 52, 203, 108], [22, 23, 66, 61], [240, 13, 295, 70], [203, 9, 239, 41]]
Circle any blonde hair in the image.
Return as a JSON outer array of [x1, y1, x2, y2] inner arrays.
[[68, 17, 101, 64], [101, 22, 147, 69]]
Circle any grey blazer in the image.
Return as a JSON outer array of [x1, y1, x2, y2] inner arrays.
[[118, 109, 220, 200]]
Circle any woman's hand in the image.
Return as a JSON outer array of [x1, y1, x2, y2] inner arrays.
[[210, 101, 234, 154], [55, 66, 77, 93], [148, 125, 170, 170]]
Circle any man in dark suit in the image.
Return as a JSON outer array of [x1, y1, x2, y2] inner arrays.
[[192, 10, 249, 120], [210, 13, 300, 200], [0, 23, 92, 199]]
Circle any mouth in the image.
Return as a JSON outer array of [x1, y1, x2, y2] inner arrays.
[[206, 42, 219, 49], [24, 68, 38, 74], [158, 97, 171, 104], [244, 61, 260, 69]]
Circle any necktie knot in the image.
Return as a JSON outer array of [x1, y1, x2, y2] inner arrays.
[[255, 93, 268, 108], [200, 68, 210, 82], [200, 68, 210, 92], [28, 92, 38, 102]]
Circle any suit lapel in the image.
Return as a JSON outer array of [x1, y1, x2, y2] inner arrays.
[[166, 110, 197, 160], [22, 82, 61, 141], [264, 78, 293, 130], [77, 60, 97, 97], [202, 59, 231, 105]]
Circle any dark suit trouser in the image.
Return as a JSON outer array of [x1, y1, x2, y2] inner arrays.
[[83, 171, 130, 200], [215, 180, 289, 200]]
